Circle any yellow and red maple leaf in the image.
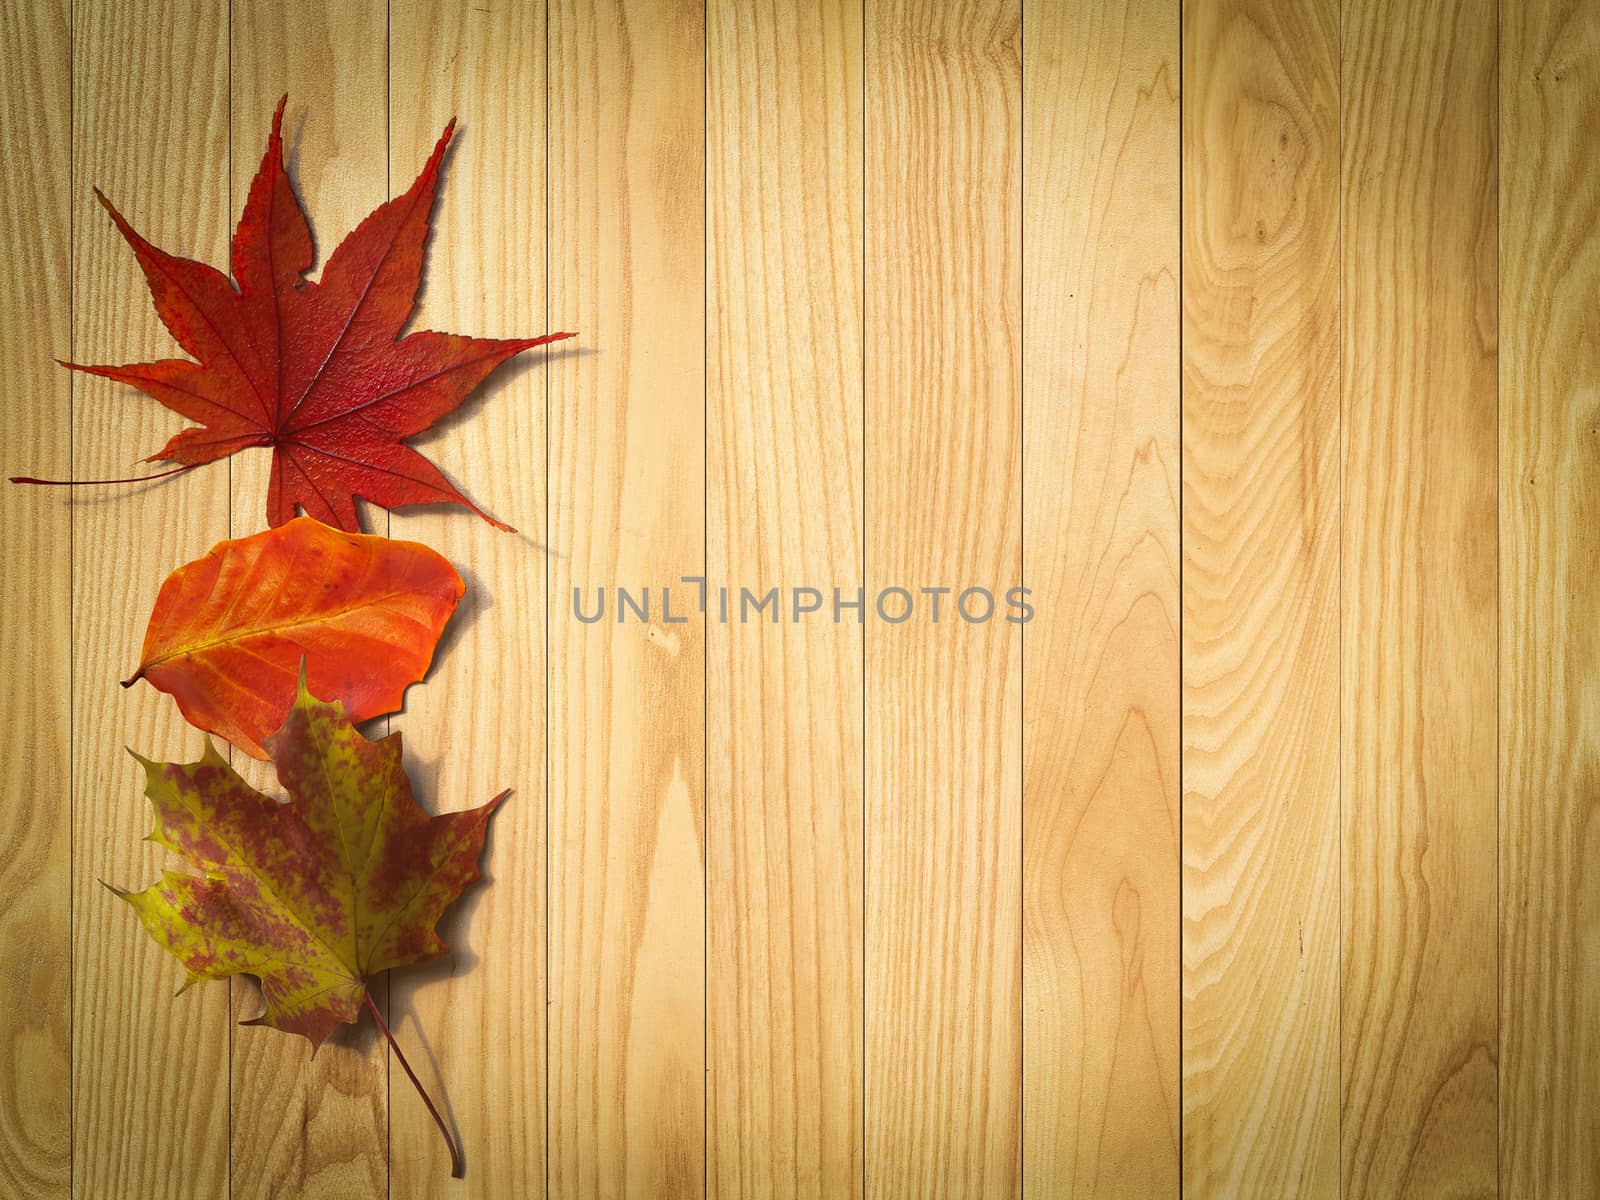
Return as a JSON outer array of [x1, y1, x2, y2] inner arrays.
[[113, 671, 505, 1050]]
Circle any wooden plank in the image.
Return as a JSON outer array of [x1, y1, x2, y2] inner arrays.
[[225, 4, 391, 1196], [705, 0, 863, 1195], [0, 0, 72, 1193], [388, 0, 549, 1193], [1339, 0, 1499, 1194], [546, 0, 706, 1194], [1498, 1, 1600, 1193], [70, 2, 233, 1195], [863, 0, 1021, 1194], [1179, 0, 1342, 1193], [1022, 1, 1179, 1194]]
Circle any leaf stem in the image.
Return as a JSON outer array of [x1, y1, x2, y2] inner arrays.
[[364, 988, 462, 1178], [9, 462, 201, 486]]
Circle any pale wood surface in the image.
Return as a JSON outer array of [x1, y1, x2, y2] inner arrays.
[[546, 0, 706, 1196], [864, 1, 1023, 1195], [69, 3, 234, 1198], [2, 1, 1597, 1197], [1023, 2, 1180, 1194], [1498, 1, 1600, 1195], [1340, 0, 1500, 1195], [706, 1, 864, 1197], [1181, 0, 1343, 1193], [0, 0, 71, 1194]]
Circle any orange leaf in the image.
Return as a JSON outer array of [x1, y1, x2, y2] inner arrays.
[[126, 516, 463, 757]]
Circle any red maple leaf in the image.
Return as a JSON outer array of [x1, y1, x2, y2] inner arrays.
[[23, 97, 572, 532]]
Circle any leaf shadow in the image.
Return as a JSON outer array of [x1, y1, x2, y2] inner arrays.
[[382, 987, 467, 1174], [279, 105, 313, 248], [429, 561, 490, 685], [20, 459, 226, 511], [376, 793, 510, 1179], [349, 566, 485, 752], [416, 340, 593, 443], [321, 1004, 382, 1058], [399, 341, 595, 557]]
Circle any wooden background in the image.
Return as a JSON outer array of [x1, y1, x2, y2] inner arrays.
[[0, 0, 1595, 1196]]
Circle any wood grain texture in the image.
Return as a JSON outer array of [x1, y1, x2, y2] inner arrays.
[[546, 0, 706, 1195], [1498, 1, 1600, 1193], [227, 5, 391, 1195], [1181, 0, 1342, 1194], [864, 0, 1022, 1194], [1022, 2, 1179, 1194], [17, 1, 1600, 1192], [1340, 0, 1500, 1194], [70, 2, 234, 1195], [0, 0, 72, 1194], [706, 0, 863, 1196], [389, 0, 549, 1192]]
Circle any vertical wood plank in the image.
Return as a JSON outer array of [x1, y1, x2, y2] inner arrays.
[[1339, 0, 1499, 1194], [1180, 0, 1342, 1193], [706, 0, 863, 1195], [70, 2, 233, 1195], [389, 0, 549, 1192], [0, 0, 72, 1193], [1499, 1, 1600, 1193], [1022, 2, 1180, 1194], [547, 0, 706, 1194], [226, 5, 390, 1194], [863, 0, 1022, 1194]]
